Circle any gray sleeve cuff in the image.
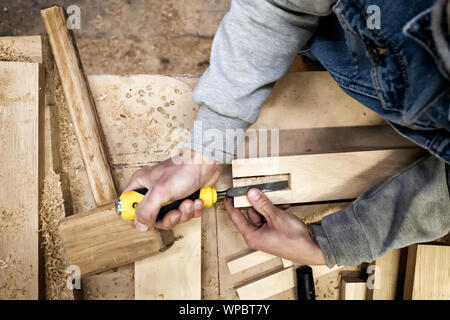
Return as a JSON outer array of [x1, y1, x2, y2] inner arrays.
[[311, 205, 374, 268], [189, 104, 251, 164]]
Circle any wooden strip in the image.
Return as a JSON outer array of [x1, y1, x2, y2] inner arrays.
[[367, 249, 404, 300], [135, 218, 201, 300], [403, 244, 450, 300], [0, 62, 44, 299], [232, 148, 424, 207], [41, 7, 116, 206], [0, 36, 44, 63], [59, 203, 173, 276], [236, 267, 296, 300], [201, 206, 220, 299], [281, 259, 294, 268], [227, 251, 280, 275], [340, 276, 367, 300]]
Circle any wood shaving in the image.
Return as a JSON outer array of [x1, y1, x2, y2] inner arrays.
[[0, 41, 31, 62], [39, 170, 73, 300]]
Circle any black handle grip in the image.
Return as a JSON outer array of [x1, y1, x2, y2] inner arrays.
[[296, 266, 316, 301], [134, 188, 201, 221]]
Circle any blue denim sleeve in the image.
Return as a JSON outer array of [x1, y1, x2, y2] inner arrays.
[[312, 153, 450, 267], [190, 0, 336, 163]]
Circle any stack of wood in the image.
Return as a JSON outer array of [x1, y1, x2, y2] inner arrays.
[[0, 9, 448, 300]]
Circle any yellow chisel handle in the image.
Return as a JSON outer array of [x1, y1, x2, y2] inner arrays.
[[117, 187, 217, 221]]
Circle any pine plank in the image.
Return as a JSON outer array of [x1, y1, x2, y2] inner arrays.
[[135, 218, 201, 300], [340, 276, 367, 300], [236, 267, 296, 300], [232, 148, 424, 207], [0, 61, 44, 299], [367, 249, 405, 300], [403, 244, 450, 300]]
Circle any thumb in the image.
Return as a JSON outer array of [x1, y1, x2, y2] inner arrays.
[[247, 188, 279, 224]]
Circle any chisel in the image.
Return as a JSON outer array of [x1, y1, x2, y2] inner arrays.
[[116, 180, 289, 221]]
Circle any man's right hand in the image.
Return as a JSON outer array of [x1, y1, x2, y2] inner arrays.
[[123, 150, 223, 231]]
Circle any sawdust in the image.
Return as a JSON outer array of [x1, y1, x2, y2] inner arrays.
[[0, 41, 32, 62], [0, 254, 30, 299], [299, 205, 347, 225], [39, 170, 73, 300], [0, 208, 25, 233]]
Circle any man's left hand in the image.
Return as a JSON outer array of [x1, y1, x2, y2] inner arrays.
[[224, 188, 326, 265]]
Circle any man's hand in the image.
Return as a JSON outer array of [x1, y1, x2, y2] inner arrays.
[[224, 188, 326, 265], [124, 150, 223, 231]]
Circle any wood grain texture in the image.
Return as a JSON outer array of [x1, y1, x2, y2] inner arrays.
[[41, 7, 116, 206], [340, 276, 367, 300], [227, 251, 280, 275], [201, 206, 220, 299], [253, 72, 386, 130], [135, 218, 201, 300], [59, 203, 172, 276], [367, 249, 404, 300], [232, 148, 424, 207], [0, 36, 44, 63], [236, 267, 296, 300], [403, 244, 450, 300], [0, 62, 44, 299]]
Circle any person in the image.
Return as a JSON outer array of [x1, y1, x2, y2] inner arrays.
[[124, 0, 450, 268]]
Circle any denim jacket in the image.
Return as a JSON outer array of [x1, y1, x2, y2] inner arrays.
[[309, 0, 450, 163], [190, 0, 450, 267]]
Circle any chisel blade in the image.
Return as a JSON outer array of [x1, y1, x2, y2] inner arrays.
[[223, 180, 289, 198]]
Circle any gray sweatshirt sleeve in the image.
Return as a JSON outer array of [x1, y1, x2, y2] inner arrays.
[[190, 0, 336, 163], [312, 154, 450, 267]]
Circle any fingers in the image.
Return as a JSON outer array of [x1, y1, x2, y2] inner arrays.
[[224, 197, 255, 236], [193, 199, 204, 218], [177, 199, 195, 223], [154, 209, 182, 230], [135, 184, 172, 228], [141, 199, 202, 231], [247, 208, 263, 226], [247, 189, 280, 225]]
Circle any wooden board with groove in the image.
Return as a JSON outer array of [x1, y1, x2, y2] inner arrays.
[[232, 148, 424, 208]]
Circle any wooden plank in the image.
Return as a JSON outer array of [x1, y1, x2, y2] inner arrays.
[[367, 249, 405, 300], [1, 35, 78, 300], [0, 62, 44, 299], [232, 148, 424, 207], [135, 218, 201, 300], [42, 6, 116, 206], [0, 36, 44, 63], [340, 276, 367, 300], [253, 72, 386, 130], [201, 206, 220, 299], [227, 251, 280, 275], [236, 267, 296, 300], [59, 203, 172, 276], [403, 244, 450, 300]]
